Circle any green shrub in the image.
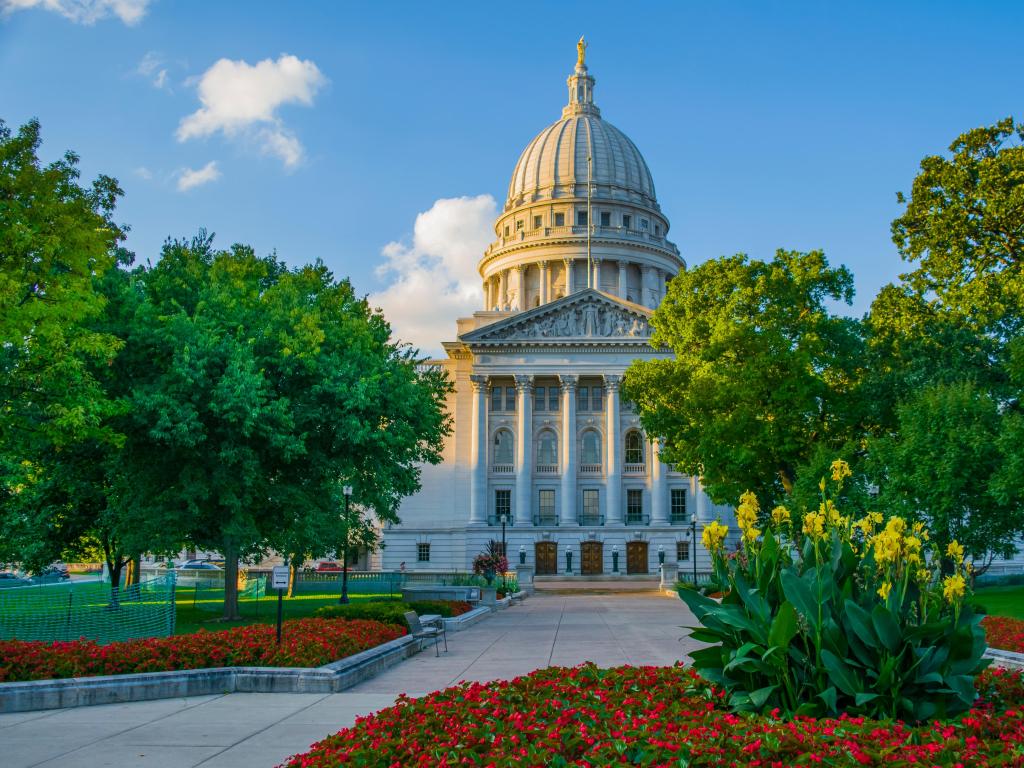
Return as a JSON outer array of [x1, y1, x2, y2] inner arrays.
[[680, 461, 987, 722], [314, 600, 471, 626]]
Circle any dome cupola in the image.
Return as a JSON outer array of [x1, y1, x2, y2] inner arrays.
[[479, 40, 683, 314]]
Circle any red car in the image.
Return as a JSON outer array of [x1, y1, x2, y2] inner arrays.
[[316, 561, 343, 572]]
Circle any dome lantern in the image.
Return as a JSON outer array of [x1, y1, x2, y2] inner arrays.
[[563, 36, 600, 119]]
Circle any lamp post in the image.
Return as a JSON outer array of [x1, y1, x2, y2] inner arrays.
[[519, 544, 526, 566], [658, 544, 665, 566], [339, 485, 353, 605], [565, 545, 573, 574], [500, 513, 508, 558], [612, 545, 619, 573], [690, 512, 698, 585]]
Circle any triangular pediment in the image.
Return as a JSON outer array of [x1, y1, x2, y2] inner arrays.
[[460, 289, 653, 345]]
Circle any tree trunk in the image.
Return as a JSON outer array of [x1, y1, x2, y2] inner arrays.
[[222, 537, 241, 621], [124, 554, 142, 586], [107, 558, 126, 609]]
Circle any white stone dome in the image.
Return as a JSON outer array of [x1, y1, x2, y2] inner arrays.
[[506, 114, 658, 211]]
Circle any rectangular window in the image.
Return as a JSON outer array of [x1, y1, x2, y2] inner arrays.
[[549, 387, 560, 411], [640, 218, 649, 231], [577, 386, 589, 411], [533, 215, 542, 229], [490, 386, 502, 412], [654, 224, 661, 236], [504, 225, 510, 237], [622, 214, 632, 229], [417, 543, 431, 562], [505, 386, 516, 410], [516, 219, 524, 231], [534, 386, 545, 411], [495, 489, 511, 520], [538, 489, 555, 522], [554, 212, 565, 227], [582, 489, 600, 523], [591, 386, 603, 411], [627, 489, 643, 523], [676, 541, 690, 562], [600, 211, 611, 226], [671, 489, 687, 522], [577, 210, 588, 226]]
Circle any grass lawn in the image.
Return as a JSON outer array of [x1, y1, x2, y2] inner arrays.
[[973, 585, 1024, 620], [174, 592, 393, 635]]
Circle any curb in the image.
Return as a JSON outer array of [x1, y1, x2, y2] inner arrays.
[[985, 647, 1024, 670], [0, 634, 420, 714], [443, 606, 491, 631]]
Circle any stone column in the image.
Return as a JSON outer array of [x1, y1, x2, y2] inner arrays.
[[564, 258, 575, 295], [497, 271, 507, 309], [618, 261, 628, 299], [469, 375, 488, 526], [538, 261, 549, 305], [651, 438, 669, 524], [695, 476, 709, 520], [511, 265, 524, 310], [559, 375, 578, 526], [592, 259, 602, 291], [605, 374, 622, 525], [653, 268, 664, 306], [514, 374, 533, 527], [642, 265, 655, 309], [483, 280, 491, 310]]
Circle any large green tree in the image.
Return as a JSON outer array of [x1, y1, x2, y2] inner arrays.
[[0, 120, 130, 579], [120, 233, 451, 619], [622, 249, 865, 508]]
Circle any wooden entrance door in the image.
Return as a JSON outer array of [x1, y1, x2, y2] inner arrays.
[[535, 542, 557, 575], [581, 541, 603, 575], [626, 541, 648, 574]]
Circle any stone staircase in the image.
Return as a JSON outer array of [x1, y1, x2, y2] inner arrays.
[[533, 574, 662, 593]]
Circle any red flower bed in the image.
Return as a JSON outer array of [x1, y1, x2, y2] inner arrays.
[[984, 615, 1024, 654], [0, 618, 404, 683], [283, 664, 1024, 767]]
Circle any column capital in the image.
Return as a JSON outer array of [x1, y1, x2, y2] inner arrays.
[[514, 374, 534, 392], [603, 374, 621, 391], [559, 374, 578, 391], [538, 259, 549, 269], [562, 256, 574, 266], [469, 374, 488, 392], [513, 263, 524, 274]]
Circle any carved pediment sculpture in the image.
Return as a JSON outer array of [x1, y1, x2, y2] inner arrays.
[[466, 292, 651, 342]]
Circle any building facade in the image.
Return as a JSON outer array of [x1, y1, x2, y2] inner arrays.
[[381, 42, 736, 576]]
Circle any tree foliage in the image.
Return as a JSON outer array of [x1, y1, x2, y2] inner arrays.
[[118, 233, 451, 618], [622, 250, 864, 508]]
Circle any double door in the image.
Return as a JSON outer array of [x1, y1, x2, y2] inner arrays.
[[626, 541, 648, 574], [535, 542, 557, 575], [581, 541, 603, 575]]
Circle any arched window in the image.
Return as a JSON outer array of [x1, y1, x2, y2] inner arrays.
[[493, 429, 513, 466], [625, 431, 645, 465], [537, 430, 558, 468], [581, 430, 601, 465]]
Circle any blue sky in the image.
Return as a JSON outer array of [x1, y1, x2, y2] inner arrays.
[[2, 1, 1022, 353]]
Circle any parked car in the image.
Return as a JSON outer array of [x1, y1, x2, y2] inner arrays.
[[0, 571, 32, 588], [178, 560, 223, 570], [29, 564, 71, 584], [316, 561, 343, 572]]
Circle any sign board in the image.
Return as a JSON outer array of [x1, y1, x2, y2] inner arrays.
[[271, 566, 290, 590]]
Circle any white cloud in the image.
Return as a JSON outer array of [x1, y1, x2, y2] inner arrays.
[[176, 161, 220, 192], [176, 54, 325, 169], [1, 0, 149, 25], [136, 51, 168, 89], [133, 166, 152, 179], [369, 195, 497, 356]]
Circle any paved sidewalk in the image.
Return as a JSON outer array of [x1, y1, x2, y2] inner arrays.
[[0, 591, 697, 768]]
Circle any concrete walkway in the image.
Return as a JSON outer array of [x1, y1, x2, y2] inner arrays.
[[0, 591, 698, 768]]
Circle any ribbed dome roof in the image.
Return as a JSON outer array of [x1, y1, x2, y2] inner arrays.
[[504, 45, 658, 212], [506, 114, 658, 210]]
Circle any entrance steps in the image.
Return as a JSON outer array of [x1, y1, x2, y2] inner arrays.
[[533, 574, 661, 593]]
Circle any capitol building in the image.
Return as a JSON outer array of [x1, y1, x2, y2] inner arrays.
[[381, 42, 735, 577]]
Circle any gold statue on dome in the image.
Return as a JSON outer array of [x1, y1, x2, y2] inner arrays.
[[577, 36, 587, 68]]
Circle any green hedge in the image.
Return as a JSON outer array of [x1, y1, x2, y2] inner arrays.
[[314, 600, 471, 626]]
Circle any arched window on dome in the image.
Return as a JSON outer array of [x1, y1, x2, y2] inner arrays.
[[492, 429, 514, 470], [625, 430, 645, 467], [580, 430, 601, 469], [536, 430, 558, 472]]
